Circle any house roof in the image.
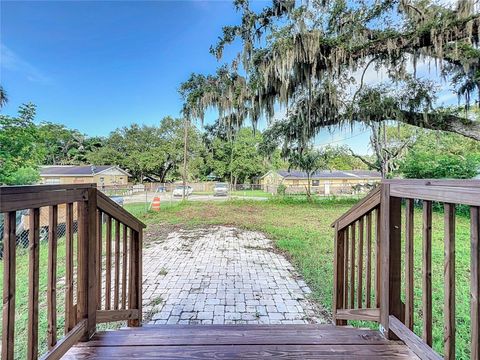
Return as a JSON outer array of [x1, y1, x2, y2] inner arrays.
[[40, 165, 130, 177], [273, 169, 381, 179]]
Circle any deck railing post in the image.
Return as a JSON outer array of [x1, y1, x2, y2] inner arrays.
[[128, 229, 142, 327], [333, 224, 346, 325], [379, 183, 402, 339], [77, 187, 98, 340]]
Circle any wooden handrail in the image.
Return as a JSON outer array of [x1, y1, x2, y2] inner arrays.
[[97, 191, 146, 232], [332, 180, 480, 360], [331, 185, 381, 230], [0, 184, 145, 359]]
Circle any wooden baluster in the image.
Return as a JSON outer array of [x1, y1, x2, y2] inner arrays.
[[422, 200, 433, 346], [343, 227, 349, 309], [357, 217, 364, 308], [96, 210, 102, 310], [2, 211, 16, 360], [333, 224, 346, 325], [122, 224, 128, 310], [379, 184, 402, 338], [375, 207, 381, 309], [350, 222, 356, 309], [444, 203, 456, 359], [138, 229, 143, 325], [27, 208, 40, 360], [47, 205, 58, 349], [366, 212, 372, 308], [77, 187, 98, 339], [114, 219, 121, 310], [471, 206, 480, 360], [405, 199, 414, 330], [65, 203, 75, 333], [105, 214, 112, 310], [128, 229, 142, 327]]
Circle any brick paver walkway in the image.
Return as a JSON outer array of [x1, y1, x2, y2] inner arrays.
[[142, 226, 326, 325]]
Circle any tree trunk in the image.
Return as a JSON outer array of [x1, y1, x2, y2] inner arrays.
[[306, 174, 311, 202]]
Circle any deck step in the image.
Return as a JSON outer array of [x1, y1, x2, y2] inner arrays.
[[64, 324, 419, 359]]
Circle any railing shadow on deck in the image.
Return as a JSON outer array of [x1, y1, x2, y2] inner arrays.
[[0, 184, 146, 360], [332, 179, 480, 360]]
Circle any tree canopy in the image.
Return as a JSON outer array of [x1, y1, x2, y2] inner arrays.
[[181, 0, 480, 146]]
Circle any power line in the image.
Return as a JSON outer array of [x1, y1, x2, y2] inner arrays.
[[314, 129, 369, 147]]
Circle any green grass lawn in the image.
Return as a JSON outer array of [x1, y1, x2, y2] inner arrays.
[[125, 197, 474, 359]]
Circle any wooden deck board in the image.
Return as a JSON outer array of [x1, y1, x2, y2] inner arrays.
[[64, 325, 419, 359]]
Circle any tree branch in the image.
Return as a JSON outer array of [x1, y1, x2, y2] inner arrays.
[[348, 149, 379, 171]]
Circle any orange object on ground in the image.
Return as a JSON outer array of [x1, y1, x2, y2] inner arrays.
[[151, 196, 161, 211]]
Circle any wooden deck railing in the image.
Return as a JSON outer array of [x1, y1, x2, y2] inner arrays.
[[0, 184, 146, 360], [332, 180, 480, 360]]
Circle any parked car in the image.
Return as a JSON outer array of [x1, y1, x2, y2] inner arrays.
[[172, 185, 193, 197], [156, 186, 167, 193], [213, 183, 229, 196]]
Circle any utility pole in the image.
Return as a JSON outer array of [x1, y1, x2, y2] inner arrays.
[[182, 117, 189, 200]]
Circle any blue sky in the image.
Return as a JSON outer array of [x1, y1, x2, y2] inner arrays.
[[1, 1, 456, 154]]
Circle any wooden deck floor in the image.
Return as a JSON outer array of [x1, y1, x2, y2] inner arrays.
[[64, 324, 419, 359]]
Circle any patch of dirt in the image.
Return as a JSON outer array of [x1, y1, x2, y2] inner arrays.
[[143, 223, 185, 245]]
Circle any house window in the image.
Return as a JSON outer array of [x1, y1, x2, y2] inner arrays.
[[312, 180, 319, 186], [99, 177, 105, 183]]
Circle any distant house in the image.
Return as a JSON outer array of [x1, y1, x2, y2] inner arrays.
[[40, 165, 130, 186], [259, 169, 381, 194]]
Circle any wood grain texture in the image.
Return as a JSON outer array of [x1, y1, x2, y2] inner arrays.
[[422, 200, 433, 346], [40, 319, 87, 360], [0, 188, 88, 212], [350, 222, 356, 309], [128, 229, 141, 327], [471, 206, 480, 360], [65, 203, 75, 333], [2, 212, 16, 360], [335, 308, 380, 322], [390, 184, 480, 206], [343, 226, 349, 309], [388, 196, 402, 328], [444, 203, 455, 359], [27, 208, 40, 360], [333, 224, 346, 325], [114, 219, 121, 310], [63, 324, 419, 359], [357, 217, 364, 308], [96, 309, 140, 323], [375, 207, 381, 309], [64, 344, 419, 359], [405, 199, 414, 331], [105, 214, 112, 310], [47, 205, 59, 349], [97, 191, 146, 232], [389, 316, 442, 360], [86, 187, 98, 338], [366, 212, 372, 308], [333, 186, 381, 230], [122, 224, 128, 310], [96, 210, 103, 310]]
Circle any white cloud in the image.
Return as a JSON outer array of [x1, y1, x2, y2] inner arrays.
[[1, 43, 50, 83]]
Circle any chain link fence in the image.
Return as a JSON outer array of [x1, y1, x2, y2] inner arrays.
[[0, 206, 79, 259], [92, 181, 379, 212]]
